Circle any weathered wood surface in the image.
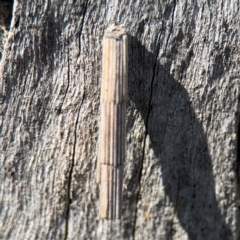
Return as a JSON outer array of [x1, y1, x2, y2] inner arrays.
[[0, 0, 239, 239]]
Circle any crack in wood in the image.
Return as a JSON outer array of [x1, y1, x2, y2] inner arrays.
[[64, 1, 88, 238], [237, 104, 240, 196], [78, 0, 89, 52], [59, 48, 70, 113], [64, 92, 85, 240], [164, 0, 176, 52], [132, 32, 162, 240], [132, 1, 177, 234], [60, 0, 89, 114]]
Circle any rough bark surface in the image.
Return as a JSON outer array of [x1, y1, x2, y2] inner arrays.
[[0, 0, 239, 239]]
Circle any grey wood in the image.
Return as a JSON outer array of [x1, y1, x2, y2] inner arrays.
[[0, 0, 239, 239]]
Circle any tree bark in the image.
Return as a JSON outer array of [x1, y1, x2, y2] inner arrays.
[[0, 0, 239, 239]]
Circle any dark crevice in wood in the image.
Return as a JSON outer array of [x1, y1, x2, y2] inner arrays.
[[164, 0, 176, 52], [60, 47, 70, 113], [237, 98, 240, 233], [60, 0, 88, 114], [63, 1, 89, 233], [64, 1, 88, 238], [78, 0, 89, 52], [64, 92, 85, 240], [132, 33, 162, 240], [133, 0, 176, 236], [238, 119, 240, 192], [13, 15, 19, 28], [236, 99, 240, 196]]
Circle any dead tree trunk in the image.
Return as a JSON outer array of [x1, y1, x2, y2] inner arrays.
[[0, 0, 239, 239]]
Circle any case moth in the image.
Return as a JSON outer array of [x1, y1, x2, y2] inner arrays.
[[97, 26, 128, 220]]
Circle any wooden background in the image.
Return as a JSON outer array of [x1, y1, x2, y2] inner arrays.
[[0, 0, 239, 239]]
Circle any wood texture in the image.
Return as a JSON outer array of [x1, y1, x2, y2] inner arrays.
[[0, 0, 239, 239], [97, 26, 128, 219], [0, 0, 13, 61]]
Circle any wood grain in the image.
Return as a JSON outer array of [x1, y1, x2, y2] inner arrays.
[[0, 1, 239, 239], [97, 26, 128, 220]]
